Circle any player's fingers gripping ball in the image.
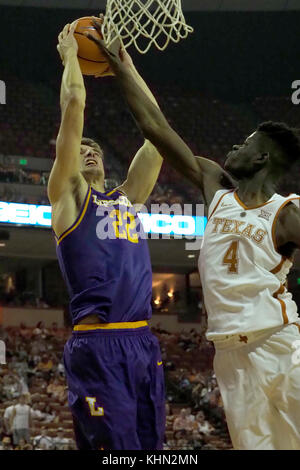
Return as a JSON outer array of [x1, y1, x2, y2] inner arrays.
[[74, 16, 113, 77]]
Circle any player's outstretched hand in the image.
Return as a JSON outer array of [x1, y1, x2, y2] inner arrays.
[[84, 16, 123, 76], [57, 21, 78, 66], [90, 14, 114, 77], [92, 14, 134, 77]]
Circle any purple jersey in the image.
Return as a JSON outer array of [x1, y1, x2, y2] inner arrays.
[[55, 186, 152, 325]]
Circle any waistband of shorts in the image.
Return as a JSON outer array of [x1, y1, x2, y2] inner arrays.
[[72, 320, 150, 336], [210, 324, 286, 350]]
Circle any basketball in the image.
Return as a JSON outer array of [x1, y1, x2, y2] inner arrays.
[[74, 17, 111, 76]]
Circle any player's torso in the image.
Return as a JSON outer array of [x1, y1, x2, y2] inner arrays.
[[199, 189, 299, 339], [55, 186, 153, 325]]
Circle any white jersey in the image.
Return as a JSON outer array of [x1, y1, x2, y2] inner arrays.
[[199, 189, 300, 340]]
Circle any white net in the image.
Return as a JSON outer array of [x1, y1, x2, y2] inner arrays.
[[102, 0, 193, 54]]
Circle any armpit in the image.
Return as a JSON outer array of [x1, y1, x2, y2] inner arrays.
[[276, 202, 300, 250]]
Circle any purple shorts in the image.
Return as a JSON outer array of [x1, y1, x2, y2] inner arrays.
[[63, 326, 165, 450]]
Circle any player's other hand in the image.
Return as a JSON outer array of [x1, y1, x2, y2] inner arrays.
[[57, 21, 78, 66], [84, 16, 123, 76], [91, 14, 115, 78], [94, 47, 134, 78]]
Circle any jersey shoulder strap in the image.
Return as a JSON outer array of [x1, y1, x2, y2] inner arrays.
[[208, 189, 234, 220]]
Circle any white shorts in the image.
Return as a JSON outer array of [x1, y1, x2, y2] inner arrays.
[[213, 323, 300, 450]]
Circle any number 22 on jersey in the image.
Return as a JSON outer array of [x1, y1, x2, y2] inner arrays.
[[109, 209, 139, 244]]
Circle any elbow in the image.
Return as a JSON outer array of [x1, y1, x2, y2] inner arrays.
[[61, 91, 85, 112]]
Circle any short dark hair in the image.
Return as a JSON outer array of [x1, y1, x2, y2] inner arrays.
[[81, 137, 103, 159], [257, 121, 300, 165]]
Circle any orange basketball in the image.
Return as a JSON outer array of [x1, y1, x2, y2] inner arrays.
[[74, 17, 112, 76]]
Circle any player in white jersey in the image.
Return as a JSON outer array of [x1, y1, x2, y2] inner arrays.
[[86, 37, 300, 449], [201, 188, 299, 337]]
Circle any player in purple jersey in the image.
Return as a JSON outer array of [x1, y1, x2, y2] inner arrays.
[[47, 20, 165, 450]]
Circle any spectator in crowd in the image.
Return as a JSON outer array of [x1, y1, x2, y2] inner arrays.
[[56, 360, 65, 377], [28, 344, 42, 368], [188, 369, 205, 385], [48, 322, 66, 341], [178, 376, 191, 392], [190, 429, 205, 450], [174, 430, 192, 450], [35, 354, 54, 375], [185, 407, 195, 425], [33, 426, 53, 450], [8, 355, 30, 385], [29, 376, 48, 394], [47, 377, 66, 402], [173, 408, 194, 432], [22, 443, 34, 450], [31, 402, 56, 424], [2, 373, 22, 400], [193, 411, 213, 435], [43, 403, 58, 423], [14, 437, 28, 450], [39, 172, 48, 186], [10, 393, 33, 446], [31, 402, 44, 421], [33, 321, 49, 338], [19, 323, 32, 340], [52, 428, 70, 450], [3, 399, 17, 437], [0, 436, 13, 450]]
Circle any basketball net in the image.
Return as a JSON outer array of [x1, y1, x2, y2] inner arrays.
[[102, 0, 193, 54]]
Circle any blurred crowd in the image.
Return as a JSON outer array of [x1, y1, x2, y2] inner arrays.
[[0, 165, 49, 186], [0, 322, 75, 450], [2, 73, 300, 207], [0, 187, 48, 206], [0, 275, 51, 309], [153, 325, 231, 450], [0, 321, 232, 451]]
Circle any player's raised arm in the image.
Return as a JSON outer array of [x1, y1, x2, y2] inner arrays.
[[85, 20, 235, 206], [47, 21, 86, 206], [115, 48, 163, 205]]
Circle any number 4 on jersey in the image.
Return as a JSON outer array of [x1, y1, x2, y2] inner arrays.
[[223, 241, 239, 274]]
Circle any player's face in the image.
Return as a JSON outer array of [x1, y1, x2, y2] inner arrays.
[[224, 132, 264, 179], [80, 145, 104, 180]]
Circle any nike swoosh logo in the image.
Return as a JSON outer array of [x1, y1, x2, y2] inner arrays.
[[157, 361, 163, 366]]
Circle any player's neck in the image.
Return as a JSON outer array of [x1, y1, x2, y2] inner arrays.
[[236, 173, 276, 207], [91, 182, 105, 193], [85, 176, 105, 193]]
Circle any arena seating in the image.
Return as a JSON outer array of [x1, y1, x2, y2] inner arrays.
[[0, 323, 232, 450]]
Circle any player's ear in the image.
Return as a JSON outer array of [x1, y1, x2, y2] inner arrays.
[[257, 152, 269, 163]]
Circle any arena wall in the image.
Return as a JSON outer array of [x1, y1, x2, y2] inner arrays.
[[0, 308, 204, 332], [149, 314, 204, 333], [0, 307, 64, 328]]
